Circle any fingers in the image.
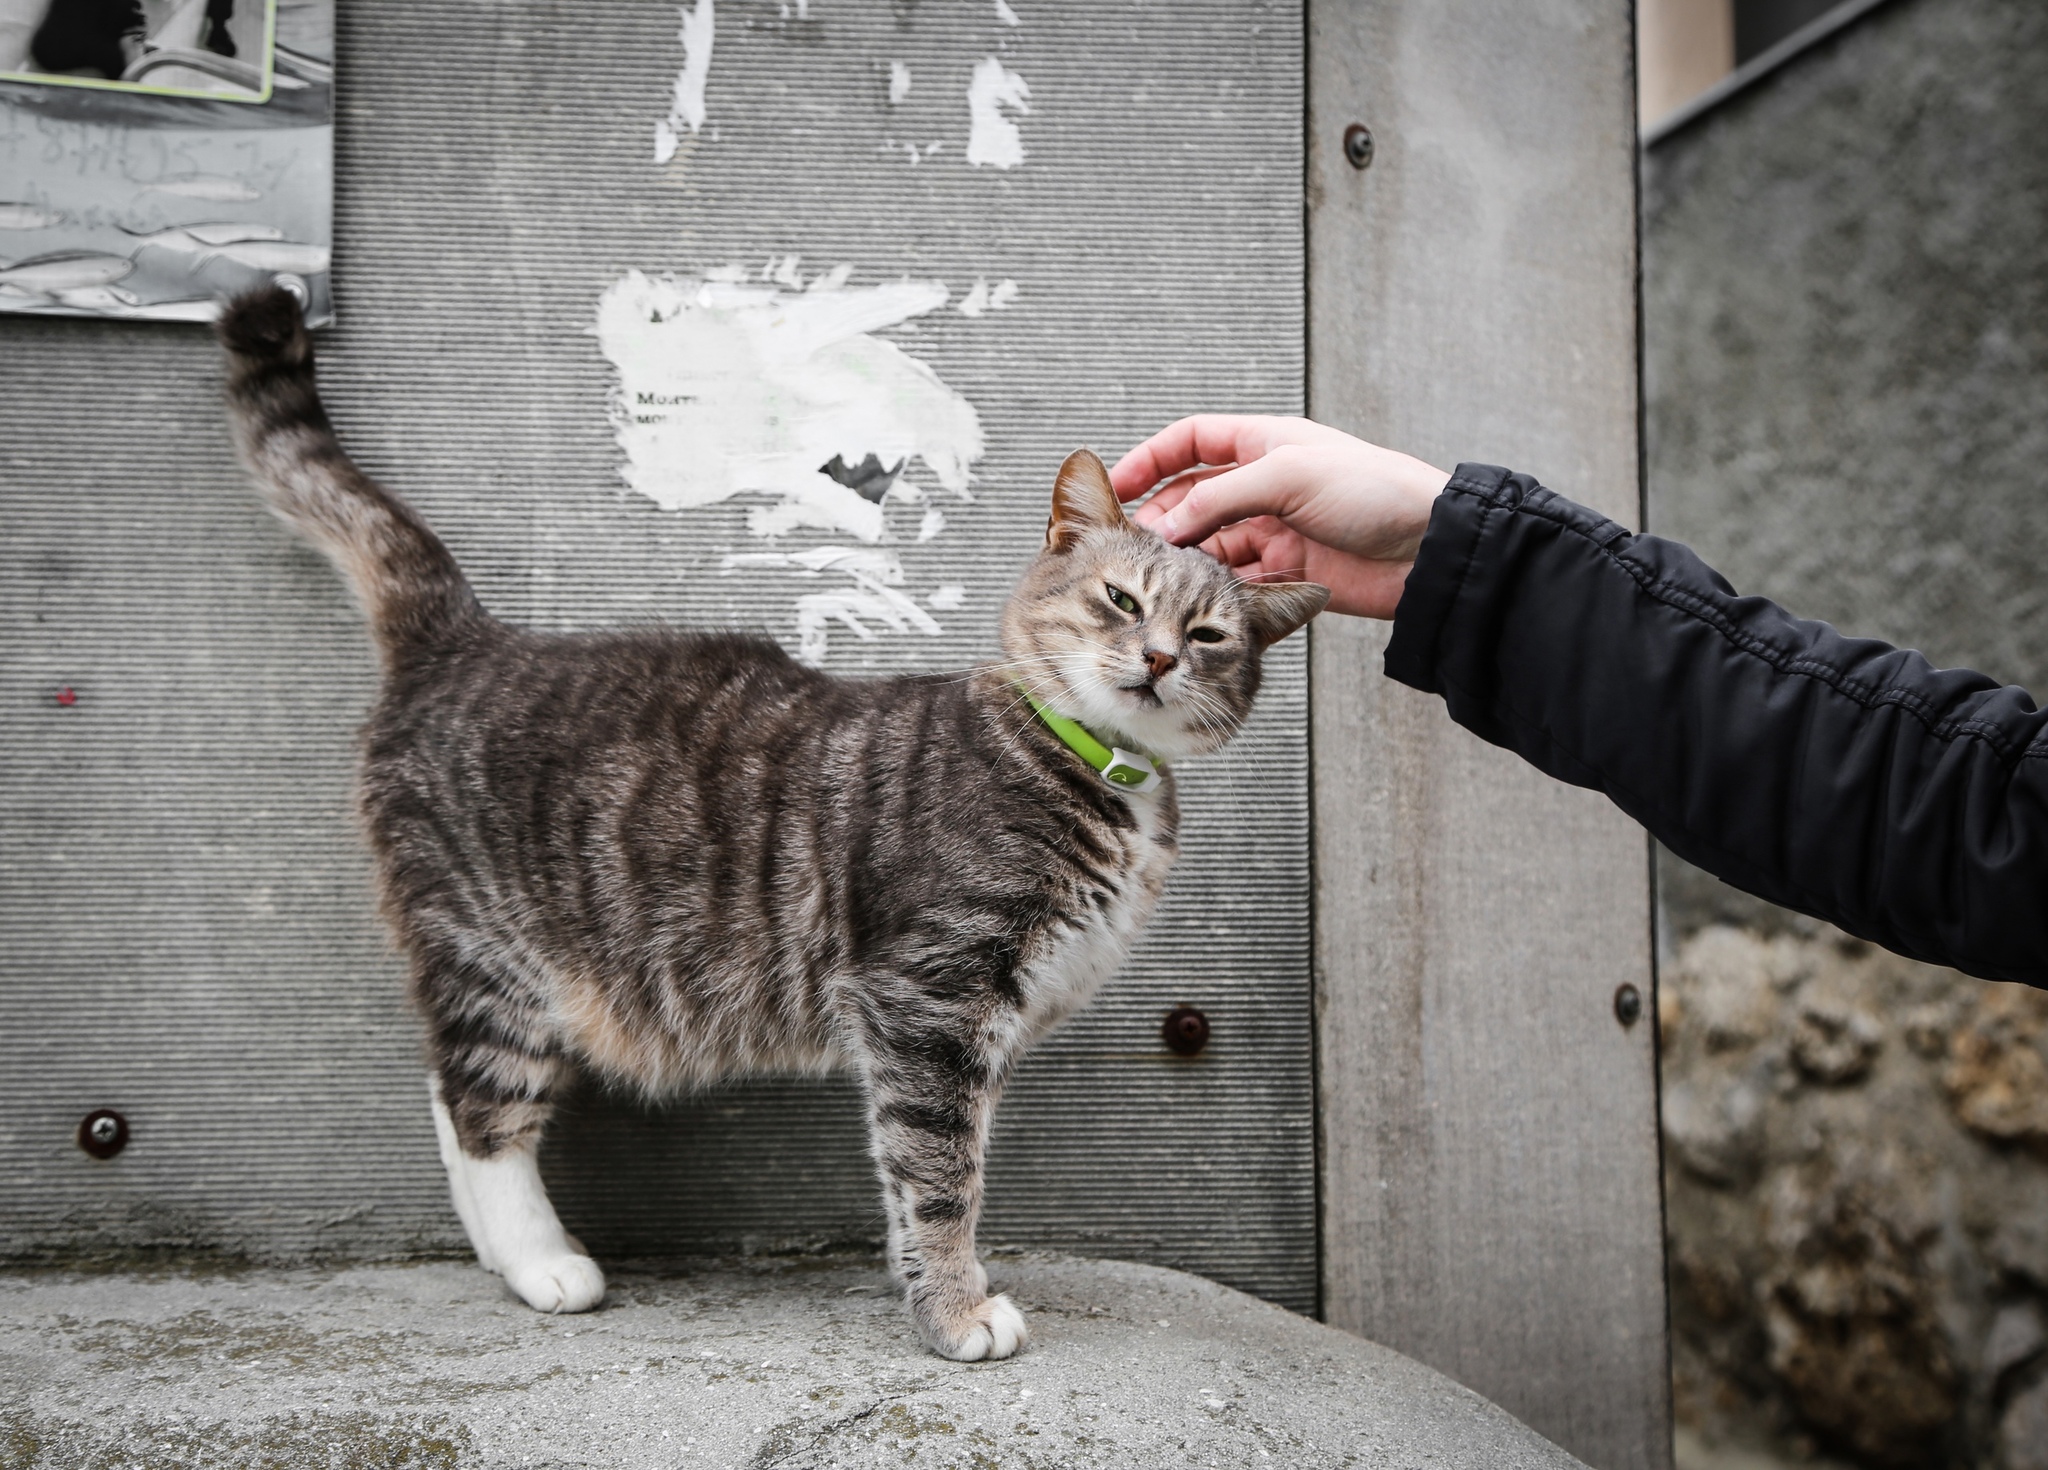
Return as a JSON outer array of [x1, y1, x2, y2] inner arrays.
[[1147, 454, 1306, 547], [1204, 516, 1294, 574], [1127, 465, 1228, 531], [1110, 415, 1295, 500]]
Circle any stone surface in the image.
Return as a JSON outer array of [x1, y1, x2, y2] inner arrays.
[[1999, 1375, 2048, 1470], [1657, 902, 2048, 1470], [0, 1253, 1587, 1469]]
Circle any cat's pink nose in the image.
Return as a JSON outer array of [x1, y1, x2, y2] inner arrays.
[[1144, 648, 1179, 680]]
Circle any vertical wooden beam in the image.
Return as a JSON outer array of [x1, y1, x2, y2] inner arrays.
[[1308, 5, 1671, 1469]]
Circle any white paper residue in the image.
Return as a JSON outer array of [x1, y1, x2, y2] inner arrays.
[[994, 0, 1022, 24], [654, 0, 716, 164], [966, 56, 1031, 169], [888, 60, 912, 104], [928, 584, 967, 611], [882, 140, 943, 165], [724, 548, 942, 666], [957, 278, 1019, 318], [0, 203, 64, 229], [595, 267, 984, 546]]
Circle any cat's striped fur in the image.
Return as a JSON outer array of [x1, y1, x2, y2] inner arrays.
[[217, 286, 1326, 1360]]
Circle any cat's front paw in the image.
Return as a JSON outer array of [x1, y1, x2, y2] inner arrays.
[[917, 1291, 1028, 1361], [504, 1252, 606, 1314]]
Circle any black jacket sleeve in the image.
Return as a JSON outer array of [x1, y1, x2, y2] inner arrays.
[[1384, 463, 2048, 988]]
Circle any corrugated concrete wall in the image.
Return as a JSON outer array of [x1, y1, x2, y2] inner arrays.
[[0, 0, 1317, 1310]]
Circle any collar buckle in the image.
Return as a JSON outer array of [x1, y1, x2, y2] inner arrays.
[[1100, 748, 1162, 794], [1017, 686, 1166, 797]]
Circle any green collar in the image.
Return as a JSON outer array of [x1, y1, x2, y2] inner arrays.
[[1021, 690, 1164, 794]]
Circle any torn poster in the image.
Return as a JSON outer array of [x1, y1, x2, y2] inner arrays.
[[595, 264, 985, 545], [965, 55, 1029, 169], [652, 0, 712, 164], [0, 0, 334, 325], [595, 260, 1005, 665]]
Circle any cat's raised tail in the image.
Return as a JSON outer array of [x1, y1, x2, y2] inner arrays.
[[217, 287, 480, 660]]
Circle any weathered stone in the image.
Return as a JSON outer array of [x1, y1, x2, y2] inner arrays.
[[1992, 1211, 2048, 1294], [1759, 1171, 1958, 1467], [1999, 1374, 2048, 1470], [0, 1253, 1590, 1470], [1944, 984, 2048, 1148], [1899, 1004, 1957, 1061], [1678, 926, 1791, 1052], [1665, 1076, 1769, 1187], [1985, 1301, 2048, 1387], [1657, 913, 2048, 1469], [1790, 1000, 1884, 1086]]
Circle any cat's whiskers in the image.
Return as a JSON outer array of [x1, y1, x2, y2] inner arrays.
[[936, 650, 1076, 687], [1162, 677, 1238, 756], [986, 649, 1102, 774]]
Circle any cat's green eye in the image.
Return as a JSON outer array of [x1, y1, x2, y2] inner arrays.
[[1106, 585, 1140, 616], [1188, 627, 1226, 644]]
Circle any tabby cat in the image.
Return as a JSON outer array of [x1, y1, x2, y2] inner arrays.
[[217, 286, 1326, 1361]]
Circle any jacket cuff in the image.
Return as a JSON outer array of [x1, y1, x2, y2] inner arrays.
[[1383, 463, 1518, 693]]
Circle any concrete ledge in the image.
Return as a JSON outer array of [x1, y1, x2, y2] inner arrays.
[[0, 1253, 1587, 1468]]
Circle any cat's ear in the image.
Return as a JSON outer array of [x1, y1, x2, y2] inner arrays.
[[1045, 449, 1125, 551], [1241, 580, 1331, 647]]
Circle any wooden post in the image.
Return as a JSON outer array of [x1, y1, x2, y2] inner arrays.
[[1307, 4, 1672, 1468]]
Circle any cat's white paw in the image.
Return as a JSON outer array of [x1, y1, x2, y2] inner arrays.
[[926, 1292, 1028, 1362], [504, 1252, 606, 1314]]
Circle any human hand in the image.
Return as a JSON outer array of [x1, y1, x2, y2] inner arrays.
[[1109, 415, 1451, 620]]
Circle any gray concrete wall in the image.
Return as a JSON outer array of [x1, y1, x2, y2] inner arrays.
[[1645, 0, 2048, 700], [1642, 1, 2048, 1464], [1311, 5, 1666, 1468]]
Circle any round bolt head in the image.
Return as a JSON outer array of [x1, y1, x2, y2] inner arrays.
[[1613, 983, 1644, 1029], [1343, 122, 1375, 170], [78, 1108, 129, 1159], [1162, 1005, 1210, 1056]]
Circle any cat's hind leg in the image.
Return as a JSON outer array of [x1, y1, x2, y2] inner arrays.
[[427, 1073, 495, 1271], [430, 1083, 604, 1313], [419, 950, 604, 1314], [862, 1024, 1025, 1361]]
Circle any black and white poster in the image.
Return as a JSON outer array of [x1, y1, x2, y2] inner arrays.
[[0, 0, 333, 324]]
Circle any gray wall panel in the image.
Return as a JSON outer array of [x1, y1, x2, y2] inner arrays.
[[1, 0, 1314, 1310], [1308, 2, 1669, 1466]]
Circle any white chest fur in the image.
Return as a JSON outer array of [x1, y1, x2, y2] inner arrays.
[[1008, 790, 1178, 1050]]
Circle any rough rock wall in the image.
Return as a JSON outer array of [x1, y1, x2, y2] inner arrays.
[[1659, 875, 2048, 1468], [1642, 0, 2048, 1466]]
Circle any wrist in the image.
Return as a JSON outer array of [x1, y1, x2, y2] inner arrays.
[[1385, 459, 1450, 562]]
